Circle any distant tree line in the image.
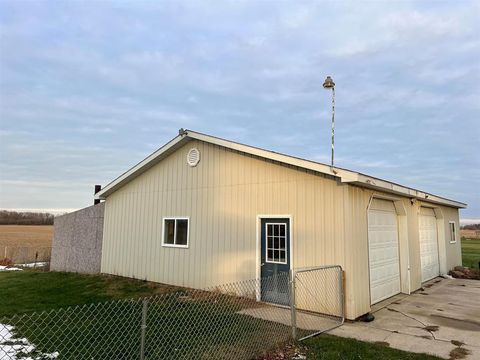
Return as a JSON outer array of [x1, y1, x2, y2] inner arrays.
[[0, 210, 54, 225], [461, 224, 480, 230]]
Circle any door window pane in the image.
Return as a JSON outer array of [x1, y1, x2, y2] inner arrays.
[[267, 236, 274, 249], [265, 223, 287, 264]]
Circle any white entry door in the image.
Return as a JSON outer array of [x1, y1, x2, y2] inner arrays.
[[419, 207, 440, 282], [368, 199, 401, 305]]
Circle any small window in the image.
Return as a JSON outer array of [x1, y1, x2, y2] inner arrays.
[[162, 218, 189, 248], [265, 223, 287, 264], [449, 221, 457, 243]]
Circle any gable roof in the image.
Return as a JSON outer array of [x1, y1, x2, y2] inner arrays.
[[95, 129, 466, 209]]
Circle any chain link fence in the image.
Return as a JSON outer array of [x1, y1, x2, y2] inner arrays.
[[292, 265, 345, 340], [0, 266, 343, 359]]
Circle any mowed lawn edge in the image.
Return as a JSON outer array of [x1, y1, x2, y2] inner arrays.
[[0, 270, 180, 317], [303, 334, 441, 360]]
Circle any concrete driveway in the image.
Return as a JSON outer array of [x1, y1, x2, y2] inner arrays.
[[330, 277, 480, 359]]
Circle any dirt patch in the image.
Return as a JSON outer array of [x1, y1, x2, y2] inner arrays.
[[449, 266, 480, 280], [254, 342, 307, 360], [374, 341, 390, 347], [451, 340, 465, 347], [430, 314, 480, 332], [449, 347, 470, 359], [0, 258, 14, 266]]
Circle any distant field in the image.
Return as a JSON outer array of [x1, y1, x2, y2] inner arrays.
[[460, 229, 480, 239], [0, 225, 53, 247], [0, 225, 53, 263], [461, 238, 480, 269]]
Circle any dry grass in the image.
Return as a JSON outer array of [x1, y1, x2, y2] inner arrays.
[[0, 225, 53, 263], [460, 229, 480, 239], [0, 225, 53, 247]]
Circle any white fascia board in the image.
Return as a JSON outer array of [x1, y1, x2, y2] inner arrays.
[[351, 174, 466, 208]]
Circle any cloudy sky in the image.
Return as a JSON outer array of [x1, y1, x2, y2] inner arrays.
[[0, 1, 479, 220]]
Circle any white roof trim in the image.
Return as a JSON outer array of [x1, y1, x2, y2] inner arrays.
[[95, 129, 466, 209]]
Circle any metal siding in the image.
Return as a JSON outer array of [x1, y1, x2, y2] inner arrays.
[[344, 187, 462, 319], [100, 139, 462, 320], [101, 140, 347, 291], [441, 206, 462, 270]]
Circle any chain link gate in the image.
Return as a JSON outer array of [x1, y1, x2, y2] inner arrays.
[[291, 265, 345, 341]]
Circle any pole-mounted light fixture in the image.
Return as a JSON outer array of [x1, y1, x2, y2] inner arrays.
[[323, 76, 335, 170]]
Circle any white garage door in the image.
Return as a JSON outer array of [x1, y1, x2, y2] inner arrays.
[[368, 199, 401, 305], [419, 207, 440, 282]]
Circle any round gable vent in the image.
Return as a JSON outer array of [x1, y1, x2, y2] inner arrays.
[[187, 148, 200, 167]]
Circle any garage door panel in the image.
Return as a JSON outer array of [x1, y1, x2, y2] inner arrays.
[[419, 209, 439, 282], [368, 203, 401, 305]]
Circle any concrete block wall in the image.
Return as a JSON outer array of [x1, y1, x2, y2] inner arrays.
[[50, 203, 104, 273]]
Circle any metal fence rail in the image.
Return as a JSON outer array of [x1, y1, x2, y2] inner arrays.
[[0, 266, 344, 359]]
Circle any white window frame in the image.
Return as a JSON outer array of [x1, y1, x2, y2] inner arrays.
[[264, 222, 288, 265], [162, 217, 190, 248], [449, 221, 457, 244]]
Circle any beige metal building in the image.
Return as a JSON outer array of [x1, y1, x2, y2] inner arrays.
[[95, 129, 466, 320]]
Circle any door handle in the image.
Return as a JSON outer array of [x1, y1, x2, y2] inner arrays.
[[261, 263, 265, 266]]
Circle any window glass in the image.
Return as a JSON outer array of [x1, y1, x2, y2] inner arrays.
[[450, 222, 456, 243], [163, 218, 189, 247], [265, 223, 287, 264], [164, 219, 175, 244], [267, 236, 273, 249], [176, 219, 188, 245]]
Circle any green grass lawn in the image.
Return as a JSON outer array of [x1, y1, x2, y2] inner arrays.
[[461, 238, 480, 269], [303, 334, 441, 360], [0, 271, 292, 359], [0, 271, 442, 360], [0, 270, 179, 317]]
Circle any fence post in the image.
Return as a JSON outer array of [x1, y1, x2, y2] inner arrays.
[[140, 298, 148, 360], [290, 270, 297, 340], [340, 269, 345, 323]]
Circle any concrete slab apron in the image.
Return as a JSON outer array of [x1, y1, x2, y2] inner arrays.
[[330, 278, 480, 359], [238, 306, 340, 331]]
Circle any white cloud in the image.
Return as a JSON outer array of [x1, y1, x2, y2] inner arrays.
[[381, 10, 464, 37]]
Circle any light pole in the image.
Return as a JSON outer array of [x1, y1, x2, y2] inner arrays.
[[323, 76, 335, 170]]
